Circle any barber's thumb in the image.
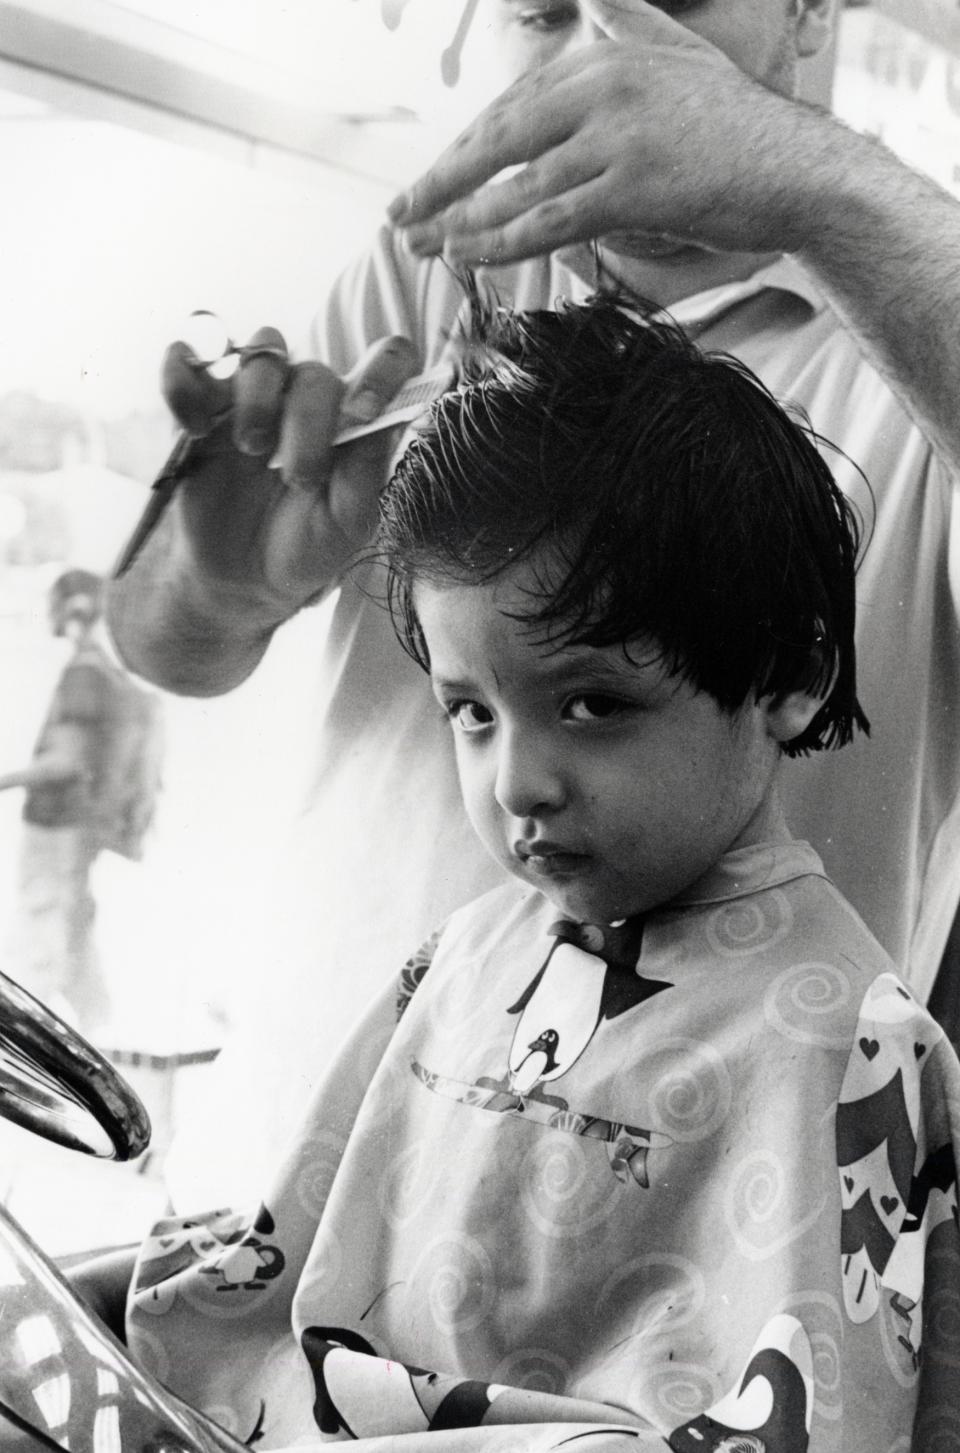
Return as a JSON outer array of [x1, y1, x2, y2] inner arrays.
[[161, 340, 232, 436], [341, 336, 421, 428]]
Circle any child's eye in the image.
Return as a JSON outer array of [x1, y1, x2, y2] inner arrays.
[[564, 693, 628, 722], [444, 699, 494, 732]]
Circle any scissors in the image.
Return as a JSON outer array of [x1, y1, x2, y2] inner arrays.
[[112, 317, 452, 579]]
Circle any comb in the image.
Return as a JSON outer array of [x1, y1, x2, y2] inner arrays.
[[334, 361, 453, 445]]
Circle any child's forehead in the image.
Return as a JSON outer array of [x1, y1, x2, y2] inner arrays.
[[413, 571, 671, 686], [414, 554, 567, 623]]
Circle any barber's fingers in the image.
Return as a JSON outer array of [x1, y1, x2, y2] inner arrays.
[[162, 325, 291, 448], [441, 177, 635, 269], [341, 335, 421, 429], [388, 74, 566, 234], [161, 341, 233, 437], [278, 336, 420, 492], [402, 147, 607, 261], [389, 1, 712, 237], [327, 336, 422, 545], [277, 362, 345, 490], [233, 326, 290, 456]]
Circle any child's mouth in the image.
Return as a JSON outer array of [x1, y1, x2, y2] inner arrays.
[[514, 840, 587, 875]]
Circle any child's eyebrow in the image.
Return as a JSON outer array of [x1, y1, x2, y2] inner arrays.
[[430, 673, 472, 695], [428, 645, 667, 698], [533, 644, 665, 687], [430, 668, 493, 697]]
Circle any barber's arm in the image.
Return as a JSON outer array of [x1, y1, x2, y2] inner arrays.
[[389, 0, 960, 470], [105, 335, 419, 696]]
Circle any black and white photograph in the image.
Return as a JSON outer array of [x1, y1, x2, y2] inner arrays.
[[0, 3, 958, 1449]]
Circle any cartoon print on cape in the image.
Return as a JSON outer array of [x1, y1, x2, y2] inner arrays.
[[836, 973, 959, 1366], [503, 919, 671, 1097], [136, 1203, 286, 1306], [300, 1314, 815, 1449], [409, 917, 673, 1186], [302, 1326, 504, 1440], [669, 1314, 813, 1453]]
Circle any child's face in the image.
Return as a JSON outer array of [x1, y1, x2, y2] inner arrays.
[[416, 566, 792, 925]]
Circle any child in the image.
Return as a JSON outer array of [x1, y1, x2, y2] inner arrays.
[[120, 298, 960, 1452]]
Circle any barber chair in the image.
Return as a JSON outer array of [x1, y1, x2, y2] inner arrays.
[[0, 970, 244, 1451]]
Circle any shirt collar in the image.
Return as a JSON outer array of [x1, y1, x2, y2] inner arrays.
[[666, 255, 826, 327], [550, 246, 825, 326], [666, 838, 828, 909]]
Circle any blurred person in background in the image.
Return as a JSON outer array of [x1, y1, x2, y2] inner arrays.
[[0, 569, 164, 1035], [107, 0, 960, 1205]]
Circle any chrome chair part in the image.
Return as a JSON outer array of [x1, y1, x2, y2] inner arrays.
[[0, 969, 150, 1160], [0, 1198, 245, 1451]]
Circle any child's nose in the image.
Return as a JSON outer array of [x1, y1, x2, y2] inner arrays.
[[494, 733, 565, 819]]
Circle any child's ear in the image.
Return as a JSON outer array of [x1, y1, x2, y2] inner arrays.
[[763, 688, 823, 746]]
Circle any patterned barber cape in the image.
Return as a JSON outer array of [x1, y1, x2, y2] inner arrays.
[[127, 840, 960, 1453]]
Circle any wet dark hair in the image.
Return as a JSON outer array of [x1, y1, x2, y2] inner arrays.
[[379, 293, 869, 756]]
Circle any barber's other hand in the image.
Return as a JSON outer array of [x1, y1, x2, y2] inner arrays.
[[388, 0, 824, 266], [160, 327, 420, 619]]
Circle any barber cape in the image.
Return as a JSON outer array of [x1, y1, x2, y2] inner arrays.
[[127, 840, 960, 1453]]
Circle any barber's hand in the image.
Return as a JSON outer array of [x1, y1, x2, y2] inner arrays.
[[388, 0, 820, 266], [106, 327, 419, 694], [160, 326, 420, 619]]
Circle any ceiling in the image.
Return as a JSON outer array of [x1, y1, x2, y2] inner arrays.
[[0, 0, 495, 184]]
